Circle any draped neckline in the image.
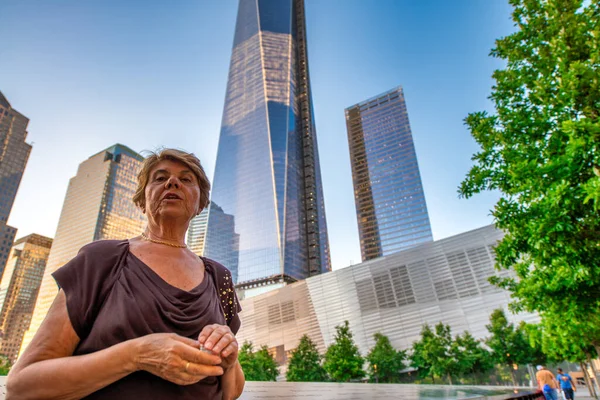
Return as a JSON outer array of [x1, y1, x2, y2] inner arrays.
[[126, 240, 212, 298]]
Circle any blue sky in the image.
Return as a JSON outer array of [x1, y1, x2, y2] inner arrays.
[[1, 0, 514, 270]]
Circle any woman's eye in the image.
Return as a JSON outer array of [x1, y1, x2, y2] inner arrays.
[[155, 176, 166, 182], [182, 178, 192, 183]]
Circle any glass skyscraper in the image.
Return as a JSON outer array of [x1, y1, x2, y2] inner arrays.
[[21, 144, 146, 355], [187, 201, 211, 256], [346, 86, 433, 261], [0, 92, 32, 279], [204, 0, 330, 296], [0, 234, 52, 364]]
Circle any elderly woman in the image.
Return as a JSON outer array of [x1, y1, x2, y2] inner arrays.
[[7, 149, 244, 399]]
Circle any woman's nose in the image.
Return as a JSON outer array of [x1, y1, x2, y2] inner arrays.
[[165, 176, 180, 188]]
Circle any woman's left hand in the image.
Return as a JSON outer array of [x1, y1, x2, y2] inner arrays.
[[198, 324, 239, 370]]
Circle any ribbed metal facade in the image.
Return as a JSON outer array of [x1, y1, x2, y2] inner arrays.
[[236, 225, 538, 367]]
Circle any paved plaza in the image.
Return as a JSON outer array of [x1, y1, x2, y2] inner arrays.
[[0, 377, 595, 399]]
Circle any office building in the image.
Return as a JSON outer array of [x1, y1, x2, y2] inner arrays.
[[187, 202, 210, 256], [21, 144, 146, 355], [346, 87, 433, 261], [0, 92, 33, 277], [0, 234, 52, 364], [205, 0, 330, 297]]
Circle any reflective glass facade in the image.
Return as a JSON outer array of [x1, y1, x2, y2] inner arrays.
[[205, 0, 330, 291], [346, 87, 433, 261], [0, 92, 32, 278], [0, 234, 52, 364], [21, 144, 146, 356], [187, 202, 210, 256]]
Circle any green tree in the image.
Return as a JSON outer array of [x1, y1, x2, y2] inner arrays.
[[323, 321, 365, 382], [237, 341, 279, 381], [286, 334, 328, 382], [410, 323, 461, 384], [485, 309, 530, 385], [0, 355, 10, 376], [458, 0, 600, 366], [411, 324, 436, 382], [520, 322, 555, 366], [366, 332, 407, 383], [452, 331, 494, 383]]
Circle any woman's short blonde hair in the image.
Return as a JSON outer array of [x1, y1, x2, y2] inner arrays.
[[133, 148, 211, 212]]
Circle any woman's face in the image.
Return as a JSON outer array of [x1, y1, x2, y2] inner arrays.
[[144, 159, 201, 223]]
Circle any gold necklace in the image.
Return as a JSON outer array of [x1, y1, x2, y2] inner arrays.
[[141, 232, 187, 248]]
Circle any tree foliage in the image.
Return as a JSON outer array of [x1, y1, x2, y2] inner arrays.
[[323, 321, 365, 382], [459, 0, 600, 367], [485, 309, 532, 385], [237, 341, 279, 381], [410, 323, 462, 384], [366, 332, 407, 383], [0, 356, 10, 376], [453, 331, 494, 381], [286, 334, 328, 382], [460, 0, 600, 309]]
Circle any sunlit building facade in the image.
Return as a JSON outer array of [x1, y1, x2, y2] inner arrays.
[[205, 0, 330, 296], [346, 87, 433, 261], [0, 92, 32, 278], [20, 144, 146, 355], [235, 225, 538, 371], [187, 205, 209, 256], [0, 234, 52, 364]]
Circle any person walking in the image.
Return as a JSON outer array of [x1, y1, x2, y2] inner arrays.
[[556, 368, 576, 400], [537, 365, 559, 400]]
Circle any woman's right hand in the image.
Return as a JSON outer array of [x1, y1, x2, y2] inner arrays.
[[133, 333, 224, 385]]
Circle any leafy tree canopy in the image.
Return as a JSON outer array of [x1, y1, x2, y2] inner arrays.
[[323, 321, 366, 382], [238, 341, 279, 381], [486, 309, 532, 385], [459, 0, 600, 314], [286, 334, 328, 382], [0, 356, 10, 376], [453, 331, 494, 378], [460, 0, 600, 369], [410, 323, 462, 384], [366, 332, 407, 383]]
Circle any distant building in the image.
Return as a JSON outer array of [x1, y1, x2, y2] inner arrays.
[[204, 0, 331, 297], [187, 203, 210, 256], [0, 234, 52, 364], [20, 144, 146, 356], [235, 225, 538, 369], [345, 87, 433, 261], [0, 92, 33, 278], [203, 202, 240, 283]]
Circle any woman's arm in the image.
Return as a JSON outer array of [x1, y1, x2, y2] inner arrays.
[[198, 324, 245, 399], [222, 360, 245, 400], [7, 290, 224, 400]]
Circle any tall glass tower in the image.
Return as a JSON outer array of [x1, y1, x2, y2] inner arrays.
[[205, 0, 330, 296], [346, 87, 433, 261], [0, 92, 32, 278], [21, 144, 146, 355]]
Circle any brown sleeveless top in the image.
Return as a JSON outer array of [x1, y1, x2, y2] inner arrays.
[[52, 239, 241, 399]]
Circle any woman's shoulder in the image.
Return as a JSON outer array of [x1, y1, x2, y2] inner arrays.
[[201, 257, 234, 282], [78, 239, 129, 256]]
